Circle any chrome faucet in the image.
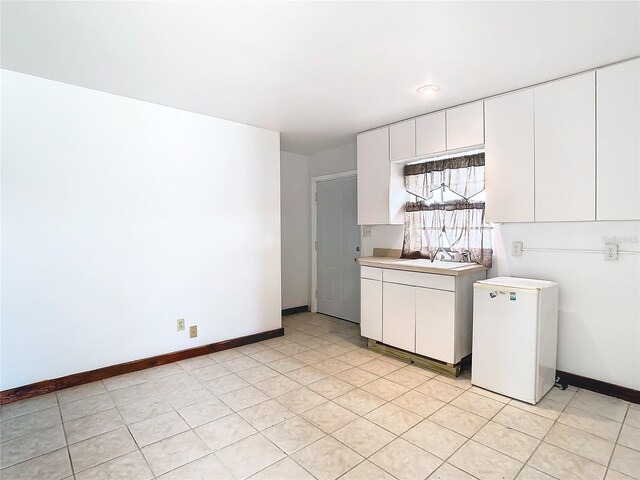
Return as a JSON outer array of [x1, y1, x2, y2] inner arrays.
[[430, 246, 456, 263]]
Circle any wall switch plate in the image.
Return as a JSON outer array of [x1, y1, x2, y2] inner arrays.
[[189, 325, 198, 338], [177, 319, 185, 332], [604, 243, 618, 261], [512, 241, 523, 257], [363, 226, 372, 238]]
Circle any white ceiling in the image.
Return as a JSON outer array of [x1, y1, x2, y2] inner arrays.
[[2, 1, 639, 154]]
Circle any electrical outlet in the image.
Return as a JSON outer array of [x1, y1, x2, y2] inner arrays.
[[604, 243, 618, 261], [363, 226, 372, 238], [512, 241, 523, 257], [189, 325, 198, 338], [177, 319, 185, 332]]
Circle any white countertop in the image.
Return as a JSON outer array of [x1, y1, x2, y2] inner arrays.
[[358, 256, 487, 276]]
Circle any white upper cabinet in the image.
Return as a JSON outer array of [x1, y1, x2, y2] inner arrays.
[[534, 72, 596, 222], [357, 127, 390, 225], [597, 59, 640, 221], [389, 119, 416, 162], [484, 89, 535, 223], [416, 111, 446, 156], [446, 101, 484, 150]]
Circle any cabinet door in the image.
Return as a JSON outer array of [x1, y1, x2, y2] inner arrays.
[[446, 101, 484, 150], [416, 111, 446, 156], [361, 279, 382, 341], [535, 72, 596, 221], [389, 119, 416, 162], [415, 287, 455, 364], [484, 89, 535, 223], [597, 59, 640, 220], [357, 127, 390, 225], [382, 283, 415, 352]]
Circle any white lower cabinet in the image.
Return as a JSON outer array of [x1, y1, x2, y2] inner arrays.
[[360, 278, 382, 341], [415, 287, 456, 364], [382, 282, 416, 353]]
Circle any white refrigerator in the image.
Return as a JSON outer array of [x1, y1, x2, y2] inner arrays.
[[472, 277, 559, 404]]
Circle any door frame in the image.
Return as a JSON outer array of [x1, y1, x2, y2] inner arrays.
[[310, 170, 358, 313]]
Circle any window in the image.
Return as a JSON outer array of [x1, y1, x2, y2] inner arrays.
[[401, 151, 493, 267]]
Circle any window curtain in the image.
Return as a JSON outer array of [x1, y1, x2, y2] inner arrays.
[[401, 153, 493, 267]]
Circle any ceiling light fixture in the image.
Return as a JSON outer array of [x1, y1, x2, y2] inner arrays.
[[417, 85, 440, 97]]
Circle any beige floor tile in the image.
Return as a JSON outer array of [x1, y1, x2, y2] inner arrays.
[[428, 462, 476, 479], [238, 399, 295, 431], [429, 405, 488, 437], [152, 372, 200, 394], [158, 453, 235, 480], [384, 367, 430, 389], [339, 460, 395, 480], [569, 390, 629, 422], [451, 391, 504, 419], [202, 373, 249, 395], [493, 405, 554, 439], [237, 365, 280, 384], [248, 348, 287, 364], [377, 355, 408, 368], [402, 364, 437, 378], [292, 436, 363, 480], [163, 386, 212, 410], [301, 401, 358, 433], [219, 385, 270, 411], [509, 397, 566, 421], [1, 406, 61, 443], [267, 357, 306, 374], [209, 349, 246, 363], [545, 422, 615, 465], [117, 395, 173, 424], [558, 406, 622, 442], [109, 382, 159, 406], [285, 366, 329, 385], [249, 457, 315, 480], [261, 337, 293, 348], [365, 403, 422, 435], [402, 419, 466, 460], [103, 371, 148, 391], [0, 393, 58, 421], [544, 387, 577, 405], [1, 424, 66, 468], [142, 430, 210, 476], [220, 356, 262, 373], [276, 387, 328, 414], [129, 411, 189, 447], [60, 393, 114, 423], [392, 390, 445, 418], [516, 465, 557, 479], [473, 421, 539, 463], [468, 386, 511, 404], [177, 355, 216, 371], [529, 443, 606, 480], [449, 440, 523, 480], [238, 343, 271, 355], [309, 377, 355, 399], [334, 367, 379, 387], [334, 389, 386, 416], [359, 359, 402, 377], [333, 417, 395, 457], [626, 405, 640, 428], [319, 344, 354, 358], [335, 350, 377, 367], [415, 379, 465, 403], [610, 445, 640, 479], [360, 378, 408, 401], [177, 396, 232, 428], [190, 363, 231, 383], [0, 447, 71, 480], [313, 358, 353, 375], [618, 423, 640, 451], [263, 416, 325, 454], [64, 408, 124, 444], [273, 342, 310, 356], [75, 450, 153, 480], [69, 427, 137, 473], [142, 363, 184, 381], [370, 437, 441, 480], [606, 470, 637, 480], [215, 433, 285, 480], [194, 412, 257, 451], [57, 382, 107, 405], [291, 349, 330, 365], [256, 375, 301, 398]]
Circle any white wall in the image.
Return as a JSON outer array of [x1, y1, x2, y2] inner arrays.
[[1, 70, 282, 390], [280, 151, 310, 309]]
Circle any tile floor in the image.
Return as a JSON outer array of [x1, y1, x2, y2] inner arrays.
[[1, 312, 638, 480]]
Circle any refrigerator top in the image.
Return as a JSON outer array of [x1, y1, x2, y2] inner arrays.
[[474, 276, 557, 291]]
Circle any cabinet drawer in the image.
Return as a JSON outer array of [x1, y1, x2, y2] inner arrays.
[[361, 266, 383, 281], [383, 269, 455, 291]]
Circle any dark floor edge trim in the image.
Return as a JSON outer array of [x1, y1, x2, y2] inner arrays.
[[557, 370, 639, 404], [0, 327, 285, 405], [282, 305, 309, 316]]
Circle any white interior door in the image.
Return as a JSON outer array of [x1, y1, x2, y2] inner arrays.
[[317, 176, 360, 323]]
